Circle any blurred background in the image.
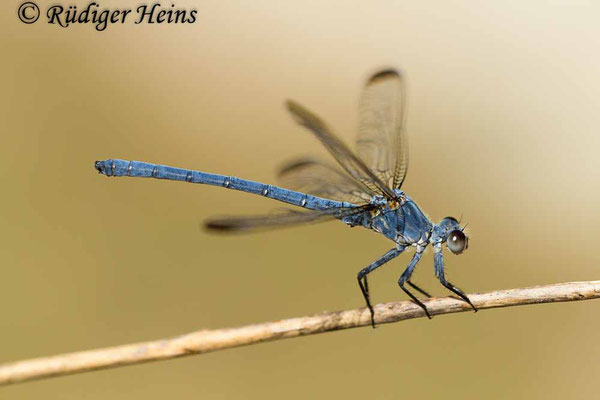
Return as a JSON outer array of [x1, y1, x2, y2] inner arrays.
[[2, 0, 600, 398]]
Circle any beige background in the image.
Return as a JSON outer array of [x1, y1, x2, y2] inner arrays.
[[2, 1, 600, 398]]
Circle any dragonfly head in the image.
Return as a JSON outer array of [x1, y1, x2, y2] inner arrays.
[[436, 216, 469, 255]]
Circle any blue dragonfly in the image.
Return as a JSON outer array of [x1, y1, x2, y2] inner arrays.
[[95, 69, 476, 327]]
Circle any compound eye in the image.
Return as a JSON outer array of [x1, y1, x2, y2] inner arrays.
[[447, 230, 467, 254]]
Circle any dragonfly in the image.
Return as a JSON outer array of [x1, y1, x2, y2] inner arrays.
[[95, 69, 476, 327]]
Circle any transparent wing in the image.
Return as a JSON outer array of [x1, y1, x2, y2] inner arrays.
[[277, 158, 374, 204], [205, 205, 372, 233], [357, 69, 408, 189], [286, 100, 398, 200]]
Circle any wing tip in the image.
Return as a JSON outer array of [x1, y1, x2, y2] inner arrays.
[[369, 68, 401, 83], [284, 99, 300, 112], [204, 220, 238, 232], [284, 99, 302, 119], [284, 99, 324, 130], [277, 158, 317, 177]]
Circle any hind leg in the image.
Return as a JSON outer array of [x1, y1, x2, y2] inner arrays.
[[357, 246, 405, 328]]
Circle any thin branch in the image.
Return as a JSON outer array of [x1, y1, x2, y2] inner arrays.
[[1, 280, 599, 386]]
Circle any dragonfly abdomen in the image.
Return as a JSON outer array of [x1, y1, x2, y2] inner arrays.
[[94, 159, 352, 211]]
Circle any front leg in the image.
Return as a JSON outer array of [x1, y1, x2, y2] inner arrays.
[[357, 247, 405, 328], [433, 243, 477, 312]]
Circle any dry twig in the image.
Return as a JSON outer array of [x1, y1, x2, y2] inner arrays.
[[1, 280, 598, 386]]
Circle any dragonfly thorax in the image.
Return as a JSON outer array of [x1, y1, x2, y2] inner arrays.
[[393, 188, 405, 198], [369, 195, 387, 206], [369, 189, 406, 212]]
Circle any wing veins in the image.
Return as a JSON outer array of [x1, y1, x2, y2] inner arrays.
[[286, 100, 397, 200], [205, 204, 372, 233]]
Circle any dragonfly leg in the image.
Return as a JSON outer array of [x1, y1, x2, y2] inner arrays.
[[433, 244, 477, 312], [398, 250, 431, 319], [357, 247, 405, 328], [407, 280, 432, 298]]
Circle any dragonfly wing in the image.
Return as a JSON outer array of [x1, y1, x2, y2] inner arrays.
[[357, 69, 408, 190], [277, 158, 373, 204], [286, 100, 397, 199], [205, 204, 372, 233]]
